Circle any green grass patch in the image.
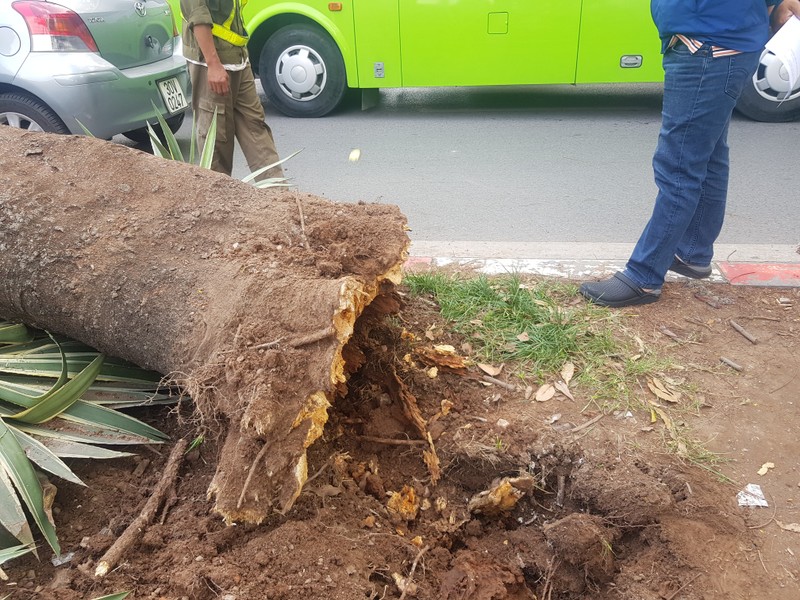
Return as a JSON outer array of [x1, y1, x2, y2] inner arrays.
[[404, 271, 672, 412]]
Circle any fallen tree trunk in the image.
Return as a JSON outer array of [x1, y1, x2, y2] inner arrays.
[[0, 127, 409, 523]]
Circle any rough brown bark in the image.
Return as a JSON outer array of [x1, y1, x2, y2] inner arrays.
[[0, 127, 409, 522]]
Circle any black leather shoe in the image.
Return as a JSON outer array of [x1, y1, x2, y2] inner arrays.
[[669, 255, 712, 279]]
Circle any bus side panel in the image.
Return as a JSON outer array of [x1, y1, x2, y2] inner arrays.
[[576, 0, 663, 84], [351, 0, 402, 88], [244, 1, 360, 87], [398, 0, 582, 87]]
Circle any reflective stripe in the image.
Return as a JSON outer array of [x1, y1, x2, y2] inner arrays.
[[183, 0, 249, 47], [211, 23, 248, 46]]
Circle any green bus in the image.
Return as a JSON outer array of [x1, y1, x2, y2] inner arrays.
[[172, 0, 800, 122]]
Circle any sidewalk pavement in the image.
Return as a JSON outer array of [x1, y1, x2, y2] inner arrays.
[[406, 242, 800, 287]]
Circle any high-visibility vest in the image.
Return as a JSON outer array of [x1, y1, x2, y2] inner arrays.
[[183, 0, 249, 47], [211, 0, 248, 47]]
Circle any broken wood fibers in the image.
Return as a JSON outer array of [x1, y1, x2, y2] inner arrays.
[[0, 127, 412, 523]]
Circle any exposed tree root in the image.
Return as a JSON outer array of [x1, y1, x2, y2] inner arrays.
[[94, 438, 188, 577]]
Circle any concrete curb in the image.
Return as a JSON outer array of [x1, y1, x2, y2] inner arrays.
[[406, 242, 800, 287]]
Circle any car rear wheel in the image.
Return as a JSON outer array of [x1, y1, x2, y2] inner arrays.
[[735, 49, 800, 122], [0, 92, 70, 134], [259, 23, 347, 118], [123, 112, 186, 145]]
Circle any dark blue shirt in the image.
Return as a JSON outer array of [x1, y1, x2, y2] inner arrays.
[[651, 0, 783, 53]]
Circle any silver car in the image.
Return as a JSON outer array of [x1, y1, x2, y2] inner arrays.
[[0, 0, 189, 141]]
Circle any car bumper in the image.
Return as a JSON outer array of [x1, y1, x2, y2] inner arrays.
[[14, 50, 190, 139]]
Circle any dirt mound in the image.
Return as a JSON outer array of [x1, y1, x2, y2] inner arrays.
[[7, 282, 800, 599]]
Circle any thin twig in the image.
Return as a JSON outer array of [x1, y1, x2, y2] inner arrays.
[[570, 413, 604, 433], [95, 438, 188, 577], [664, 572, 703, 600], [294, 192, 311, 251], [720, 357, 743, 372], [659, 326, 681, 341], [252, 337, 283, 350], [359, 435, 427, 446], [398, 545, 430, 600], [684, 317, 713, 330], [481, 375, 520, 391], [738, 315, 780, 321], [290, 327, 334, 348], [729, 320, 757, 344], [237, 441, 271, 509]]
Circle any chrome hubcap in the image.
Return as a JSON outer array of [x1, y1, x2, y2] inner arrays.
[[0, 111, 45, 131], [275, 44, 327, 102], [753, 50, 800, 103]]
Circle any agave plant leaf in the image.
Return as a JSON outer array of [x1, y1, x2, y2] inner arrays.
[[0, 385, 167, 442], [74, 119, 95, 137], [240, 149, 303, 184], [198, 107, 218, 169], [0, 467, 34, 548], [146, 122, 172, 159], [0, 354, 160, 384], [15, 420, 155, 446], [0, 417, 59, 555], [150, 101, 184, 161], [10, 354, 104, 424], [0, 542, 35, 565], [32, 438, 133, 460], [0, 323, 33, 345], [0, 374, 169, 402], [189, 110, 197, 165], [10, 429, 84, 486]]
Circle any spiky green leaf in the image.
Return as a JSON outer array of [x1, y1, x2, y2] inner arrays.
[[0, 467, 34, 548], [33, 438, 134, 460], [198, 108, 217, 169], [0, 417, 59, 554], [150, 100, 184, 161], [10, 354, 104, 424], [0, 542, 35, 565], [10, 429, 84, 486], [0, 323, 33, 345], [241, 149, 302, 184]]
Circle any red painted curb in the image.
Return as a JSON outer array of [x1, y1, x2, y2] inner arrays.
[[716, 263, 800, 287]]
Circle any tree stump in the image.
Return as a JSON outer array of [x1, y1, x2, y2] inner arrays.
[[0, 127, 409, 522]]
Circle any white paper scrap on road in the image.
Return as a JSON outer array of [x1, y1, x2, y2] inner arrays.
[[765, 15, 800, 97], [737, 483, 769, 507]]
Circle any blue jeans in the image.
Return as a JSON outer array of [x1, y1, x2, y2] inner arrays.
[[624, 43, 760, 289]]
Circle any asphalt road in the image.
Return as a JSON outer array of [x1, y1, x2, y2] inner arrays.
[[160, 83, 800, 260]]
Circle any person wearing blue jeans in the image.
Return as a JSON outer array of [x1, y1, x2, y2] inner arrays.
[[581, 0, 800, 308]]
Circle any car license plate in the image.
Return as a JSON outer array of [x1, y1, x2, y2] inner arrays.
[[157, 77, 188, 114]]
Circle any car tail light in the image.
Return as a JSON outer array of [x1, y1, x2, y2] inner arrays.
[[12, 1, 99, 52]]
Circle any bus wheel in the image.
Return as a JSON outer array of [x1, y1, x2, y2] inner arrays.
[[260, 24, 347, 118], [735, 49, 800, 122]]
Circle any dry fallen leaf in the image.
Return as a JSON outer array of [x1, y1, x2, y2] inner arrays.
[[560, 362, 575, 384], [535, 383, 556, 402], [757, 462, 775, 476], [647, 377, 681, 403], [553, 380, 575, 401], [776, 521, 800, 533], [478, 363, 503, 377], [516, 332, 530, 342]]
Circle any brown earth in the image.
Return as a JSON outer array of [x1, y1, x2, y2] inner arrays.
[[4, 274, 799, 600]]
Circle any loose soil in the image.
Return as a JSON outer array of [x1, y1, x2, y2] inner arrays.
[[5, 276, 799, 600]]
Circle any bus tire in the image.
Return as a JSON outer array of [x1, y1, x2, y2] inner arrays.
[[260, 23, 347, 118], [735, 50, 800, 123]]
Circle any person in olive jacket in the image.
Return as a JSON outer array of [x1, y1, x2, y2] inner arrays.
[[180, 0, 283, 179], [581, 0, 800, 307]]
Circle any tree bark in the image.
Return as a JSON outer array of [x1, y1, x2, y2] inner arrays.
[[0, 127, 409, 522]]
